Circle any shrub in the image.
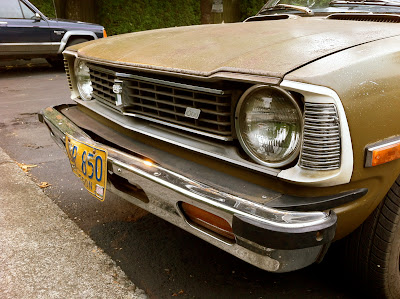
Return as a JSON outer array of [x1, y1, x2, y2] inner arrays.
[[97, 0, 201, 35], [240, 0, 266, 20], [29, 0, 56, 18]]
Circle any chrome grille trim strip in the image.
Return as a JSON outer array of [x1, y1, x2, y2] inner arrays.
[[88, 63, 226, 95], [117, 72, 226, 95]]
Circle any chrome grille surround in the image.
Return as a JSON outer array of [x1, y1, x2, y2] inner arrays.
[[87, 63, 235, 139], [300, 103, 341, 171]]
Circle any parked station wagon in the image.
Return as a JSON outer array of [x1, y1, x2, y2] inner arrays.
[[40, 0, 400, 297]]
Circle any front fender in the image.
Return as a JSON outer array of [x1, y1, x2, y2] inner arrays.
[[284, 34, 400, 238], [58, 31, 98, 53]]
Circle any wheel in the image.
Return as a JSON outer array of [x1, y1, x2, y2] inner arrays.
[[46, 57, 64, 68], [346, 176, 400, 298]]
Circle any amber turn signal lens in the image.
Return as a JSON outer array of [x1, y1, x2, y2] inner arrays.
[[181, 202, 235, 240], [371, 142, 400, 166], [103, 29, 107, 38]]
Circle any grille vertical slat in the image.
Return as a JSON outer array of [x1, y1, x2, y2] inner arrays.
[[64, 59, 73, 91], [300, 103, 341, 171]]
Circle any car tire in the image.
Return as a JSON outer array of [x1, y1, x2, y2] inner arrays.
[[46, 57, 64, 68], [346, 176, 400, 298]]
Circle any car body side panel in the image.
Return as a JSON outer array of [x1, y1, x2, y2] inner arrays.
[[0, 18, 50, 43], [0, 14, 57, 55]]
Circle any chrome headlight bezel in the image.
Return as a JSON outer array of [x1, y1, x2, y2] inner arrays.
[[235, 85, 303, 168], [74, 58, 93, 101]]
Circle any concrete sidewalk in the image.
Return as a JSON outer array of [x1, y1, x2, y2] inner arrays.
[[0, 148, 147, 299]]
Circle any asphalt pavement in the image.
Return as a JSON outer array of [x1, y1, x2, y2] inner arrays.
[[0, 147, 147, 299]]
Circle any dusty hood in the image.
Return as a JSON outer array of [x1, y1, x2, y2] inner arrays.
[[70, 17, 400, 78]]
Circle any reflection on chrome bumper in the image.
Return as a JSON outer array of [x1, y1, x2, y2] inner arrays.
[[39, 105, 337, 273]]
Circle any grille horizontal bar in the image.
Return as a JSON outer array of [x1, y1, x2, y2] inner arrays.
[[300, 103, 341, 171]]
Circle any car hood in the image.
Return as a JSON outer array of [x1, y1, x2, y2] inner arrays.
[[48, 18, 103, 31], [70, 17, 400, 79]]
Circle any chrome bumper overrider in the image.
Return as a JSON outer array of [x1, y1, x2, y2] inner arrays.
[[40, 105, 337, 273]]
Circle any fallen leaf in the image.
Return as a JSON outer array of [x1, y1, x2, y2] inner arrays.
[[172, 290, 184, 296], [38, 182, 51, 189], [17, 163, 37, 173]]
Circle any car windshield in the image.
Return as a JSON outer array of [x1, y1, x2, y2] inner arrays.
[[265, 0, 331, 9], [259, 0, 400, 14]]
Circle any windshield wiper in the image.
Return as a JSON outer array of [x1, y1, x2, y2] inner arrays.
[[260, 4, 314, 16], [330, 0, 400, 6]]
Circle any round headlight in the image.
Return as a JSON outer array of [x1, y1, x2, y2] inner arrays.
[[74, 59, 93, 101], [235, 85, 302, 168]]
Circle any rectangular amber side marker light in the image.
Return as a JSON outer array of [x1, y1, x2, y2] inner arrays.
[[180, 202, 235, 240], [366, 138, 400, 167]]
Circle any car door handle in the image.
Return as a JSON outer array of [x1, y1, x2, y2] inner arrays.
[[0, 21, 7, 26]]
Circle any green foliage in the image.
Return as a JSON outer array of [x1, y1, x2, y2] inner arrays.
[[239, 0, 266, 20], [98, 0, 201, 36], [28, 0, 269, 35], [29, 0, 56, 18]]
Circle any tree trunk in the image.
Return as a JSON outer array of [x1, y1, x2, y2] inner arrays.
[[201, 0, 241, 24], [223, 0, 240, 23], [201, 0, 213, 24], [65, 0, 97, 23], [54, 0, 66, 19]]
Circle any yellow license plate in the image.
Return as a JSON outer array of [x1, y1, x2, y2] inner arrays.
[[65, 134, 108, 201]]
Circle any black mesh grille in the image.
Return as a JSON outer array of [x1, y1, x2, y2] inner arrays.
[[89, 67, 117, 109], [88, 64, 235, 138]]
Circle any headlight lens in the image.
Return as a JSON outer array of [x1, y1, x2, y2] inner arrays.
[[236, 86, 302, 168], [74, 59, 92, 101]]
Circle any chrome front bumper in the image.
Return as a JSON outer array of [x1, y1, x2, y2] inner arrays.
[[39, 105, 337, 273]]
